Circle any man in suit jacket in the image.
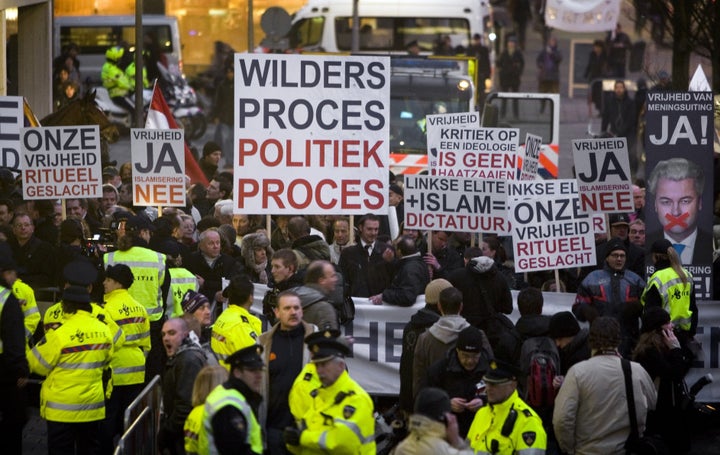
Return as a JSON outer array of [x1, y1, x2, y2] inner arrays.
[[339, 214, 394, 297]]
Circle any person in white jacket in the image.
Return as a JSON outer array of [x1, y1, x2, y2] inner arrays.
[[393, 387, 473, 455], [553, 317, 657, 455]]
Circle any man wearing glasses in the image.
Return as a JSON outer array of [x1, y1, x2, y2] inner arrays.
[[573, 238, 646, 357]]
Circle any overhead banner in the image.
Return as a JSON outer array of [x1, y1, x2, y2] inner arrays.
[[404, 175, 509, 233], [544, 0, 621, 33], [131, 129, 186, 207], [572, 137, 633, 213], [644, 91, 714, 299], [519, 133, 542, 181], [20, 126, 102, 199], [0, 96, 25, 173], [234, 54, 390, 214], [507, 179, 596, 272], [428, 126, 519, 179]]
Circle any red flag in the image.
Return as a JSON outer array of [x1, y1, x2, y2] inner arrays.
[[145, 82, 209, 186]]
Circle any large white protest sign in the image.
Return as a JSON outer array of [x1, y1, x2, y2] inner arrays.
[[131, 129, 186, 207], [234, 54, 390, 214], [428, 126, 518, 179], [404, 175, 509, 233], [572, 137, 633, 213], [519, 133, 542, 180], [0, 97, 24, 173], [20, 126, 102, 199], [508, 179, 596, 272]]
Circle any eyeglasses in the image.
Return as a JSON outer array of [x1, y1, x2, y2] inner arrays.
[[609, 253, 626, 259]]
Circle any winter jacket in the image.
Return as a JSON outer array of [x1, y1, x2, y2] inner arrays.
[[293, 284, 338, 331], [382, 253, 430, 307], [448, 256, 513, 327], [392, 414, 473, 455], [515, 314, 551, 341], [413, 315, 470, 398], [400, 306, 441, 412], [292, 235, 331, 270]]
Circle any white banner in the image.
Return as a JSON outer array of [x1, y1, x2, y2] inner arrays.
[[234, 54, 390, 214], [0, 96, 24, 173], [404, 175, 509, 233], [250, 285, 720, 401], [545, 0, 621, 33], [20, 126, 102, 199], [572, 137, 633, 213], [131, 129, 186, 207], [428, 126, 519, 179]]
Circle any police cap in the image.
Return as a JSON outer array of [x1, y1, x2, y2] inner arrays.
[[226, 344, 264, 370], [483, 359, 521, 384], [63, 260, 98, 286], [305, 329, 350, 363]]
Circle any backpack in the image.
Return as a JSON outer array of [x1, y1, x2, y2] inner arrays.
[[520, 336, 560, 409]]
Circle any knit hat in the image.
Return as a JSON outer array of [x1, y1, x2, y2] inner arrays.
[[456, 326, 485, 353], [424, 279, 452, 305], [548, 311, 580, 338], [181, 290, 209, 314], [414, 387, 451, 422], [651, 238, 673, 255], [105, 264, 134, 289], [641, 307, 671, 334], [605, 237, 627, 258], [202, 141, 222, 157]]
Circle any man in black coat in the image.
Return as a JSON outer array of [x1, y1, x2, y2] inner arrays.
[[339, 214, 394, 297], [184, 228, 243, 315], [370, 235, 429, 307]]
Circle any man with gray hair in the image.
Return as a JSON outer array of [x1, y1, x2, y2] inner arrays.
[[646, 157, 711, 264], [553, 317, 656, 454]]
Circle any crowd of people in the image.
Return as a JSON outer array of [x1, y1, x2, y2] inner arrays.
[[0, 136, 710, 454]]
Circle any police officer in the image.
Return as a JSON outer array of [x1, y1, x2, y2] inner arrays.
[[27, 285, 114, 454], [642, 239, 698, 349], [466, 360, 547, 455], [100, 264, 151, 453], [101, 45, 134, 114], [211, 274, 262, 370], [104, 214, 168, 379], [0, 244, 30, 455], [284, 330, 376, 454], [198, 344, 265, 454]]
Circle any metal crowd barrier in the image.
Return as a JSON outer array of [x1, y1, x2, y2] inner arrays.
[[114, 374, 162, 455]]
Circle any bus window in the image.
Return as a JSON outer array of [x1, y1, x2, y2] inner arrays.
[[60, 25, 174, 54], [288, 17, 325, 49]]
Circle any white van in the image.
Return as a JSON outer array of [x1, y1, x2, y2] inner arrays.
[[53, 15, 182, 86], [288, 0, 493, 54]]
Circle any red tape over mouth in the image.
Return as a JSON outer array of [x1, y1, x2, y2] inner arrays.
[[664, 212, 689, 230]]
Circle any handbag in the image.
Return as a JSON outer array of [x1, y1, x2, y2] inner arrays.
[[621, 359, 669, 455]]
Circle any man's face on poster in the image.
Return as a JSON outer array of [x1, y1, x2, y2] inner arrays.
[[654, 177, 701, 241]]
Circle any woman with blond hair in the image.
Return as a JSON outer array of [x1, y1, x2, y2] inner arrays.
[[642, 239, 698, 349], [184, 365, 228, 455]]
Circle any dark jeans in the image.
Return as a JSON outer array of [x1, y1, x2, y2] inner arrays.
[[47, 420, 101, 455]]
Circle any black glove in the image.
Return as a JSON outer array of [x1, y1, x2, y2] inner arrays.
[[283, 426, 302, 446]]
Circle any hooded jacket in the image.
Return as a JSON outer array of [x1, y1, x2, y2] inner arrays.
[[392, 414, 473, 455], [412, 315, 470, 398], [448, 256, 513, 327]]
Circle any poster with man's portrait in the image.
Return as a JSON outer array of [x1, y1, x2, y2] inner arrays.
[[644, 90, 714, 299]]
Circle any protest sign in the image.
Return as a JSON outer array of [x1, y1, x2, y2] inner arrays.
[[0, 97, 24, 173], [131, 129, 186, 207], [644, 91, 714, 298], [519, 133, 542, 180], [508, 179, 596, 272], [20, 126, 102, 199], [572, 137, 633, 213], [404, 175, 509, 233], [234, 54, 390, 214], [426, 111, 479, 168], [428, 126, 518, 179]]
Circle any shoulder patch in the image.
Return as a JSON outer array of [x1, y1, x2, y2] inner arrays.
[[522, 431, 537, 446], [343, 405, 356, 419]]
